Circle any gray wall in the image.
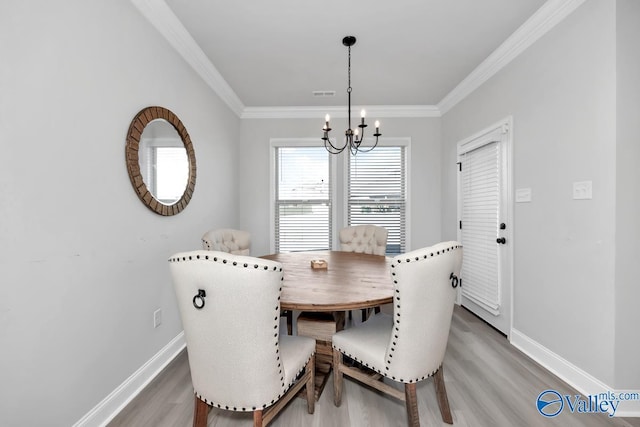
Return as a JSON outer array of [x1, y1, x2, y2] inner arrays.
[[0, 1, 239, 425], [2, 2, 636, 425], [238, 117, 442, 257], [614, 0, 640, 390], [441, 0, 618, 385]]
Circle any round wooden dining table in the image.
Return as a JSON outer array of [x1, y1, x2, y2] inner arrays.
[[260, 250, 394, 312], [261, 250, 394, 400]]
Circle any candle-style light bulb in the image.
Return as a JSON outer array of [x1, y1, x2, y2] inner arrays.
[[375, 120, 380, 129], [354, 128, 359, 137], [325, 114, 330, 123], [360, 109, 366, 118]]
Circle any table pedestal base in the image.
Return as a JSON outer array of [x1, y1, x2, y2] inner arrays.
[[296, 311, 345, 401]]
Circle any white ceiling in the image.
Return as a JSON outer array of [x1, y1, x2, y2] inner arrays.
[[141, 0, 571, 112]]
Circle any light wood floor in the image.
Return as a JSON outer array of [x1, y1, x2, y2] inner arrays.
[[109, 306, 640, 427]]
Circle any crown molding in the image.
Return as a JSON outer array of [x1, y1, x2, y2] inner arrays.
[[437, 0, 586, 114], [241, 105, 441, 119], [133, 0, 584, 120], [131, 0, 245, 116]]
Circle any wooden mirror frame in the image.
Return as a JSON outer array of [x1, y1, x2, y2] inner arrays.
[[125, 106, 196, 216]]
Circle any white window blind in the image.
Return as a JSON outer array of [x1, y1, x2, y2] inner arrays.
[[275, 147, 332, 252], [460, 141, 501, 313], [347, 146, 406, 255]]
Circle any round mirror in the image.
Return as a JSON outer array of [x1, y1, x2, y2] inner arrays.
[[138, 119, 188, 204], [125, 106, 196, 215]]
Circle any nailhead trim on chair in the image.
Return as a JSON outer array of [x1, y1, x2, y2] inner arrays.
[[170, 253, 314, 412], [168, 254, 283, 273], [331, 344, 443, 385], [333, 243, 462, 384], [192, 352, 315, 412]]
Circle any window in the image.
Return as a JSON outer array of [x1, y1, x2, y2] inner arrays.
[[347, 145, 407, 255], [274, 146, 332, 252], [153, 147, 189, 203], [141, 146, 189, 204]]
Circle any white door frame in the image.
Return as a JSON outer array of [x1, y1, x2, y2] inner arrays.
[[456, 116, 513, 338]]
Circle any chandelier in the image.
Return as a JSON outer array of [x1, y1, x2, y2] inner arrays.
[[322, 36, 381, 155]]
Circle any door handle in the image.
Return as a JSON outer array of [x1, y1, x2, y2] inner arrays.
[[496, 237, 506, 244]]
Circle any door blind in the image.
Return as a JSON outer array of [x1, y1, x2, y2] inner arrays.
[[460, 141, 501, 314], [348, 146, 406, 255]]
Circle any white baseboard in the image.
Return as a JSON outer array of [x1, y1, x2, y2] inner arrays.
[[73, 332, 186, 427], [613, 398, 640, 417], [511, 329, 640, 417], [510, 329, 608, 396]]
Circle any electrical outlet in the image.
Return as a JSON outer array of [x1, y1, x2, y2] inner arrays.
[[153, 309, 162, 328]]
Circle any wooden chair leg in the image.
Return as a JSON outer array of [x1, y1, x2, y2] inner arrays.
[[404, 383, 420, 427], [306, 355, 315, 413], [285, 310, 292, 335], [434, 366, 453, 424], [361, 307, 380, 322], [193, 395, 209, 427], [253, 409, 264, 427], [333, 349, 343, 406]]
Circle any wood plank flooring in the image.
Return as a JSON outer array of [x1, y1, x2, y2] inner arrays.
[[109, 306, 640, 427]]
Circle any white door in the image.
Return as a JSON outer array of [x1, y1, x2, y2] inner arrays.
[[457, 118, 512, 336]]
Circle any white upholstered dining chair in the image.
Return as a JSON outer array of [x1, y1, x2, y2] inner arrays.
[[201, 228, 251, 255], [339, 224, 388, 255], [339, 224, 388, 321], [332, 241, 463, 427], [201, 229, 293, 334], [169, 250, 316, 427]]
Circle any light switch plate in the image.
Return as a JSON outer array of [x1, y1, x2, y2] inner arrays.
[[516, 188, 532, 203], [573, 181, 592, 200]]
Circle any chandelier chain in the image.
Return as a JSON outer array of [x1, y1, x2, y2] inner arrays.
[[347, 45, 352, 93]]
